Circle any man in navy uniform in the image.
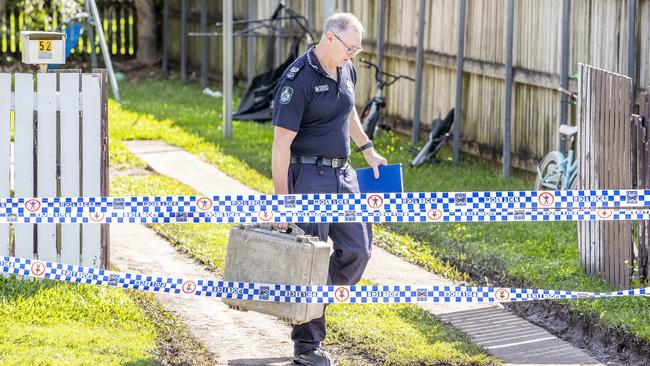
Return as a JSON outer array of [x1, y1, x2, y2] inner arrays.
[[271, 12, 386, 366]]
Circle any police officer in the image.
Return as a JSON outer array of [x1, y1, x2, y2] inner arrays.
[[271, 12, 386, 366]]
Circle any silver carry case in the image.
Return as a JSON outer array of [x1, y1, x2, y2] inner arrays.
[[224, 223, 330, 324]]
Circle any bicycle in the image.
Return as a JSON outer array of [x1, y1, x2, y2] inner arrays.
[[535, 124, 579, 191], [358, 59, 414, 140], [410, 108, 454, 167]]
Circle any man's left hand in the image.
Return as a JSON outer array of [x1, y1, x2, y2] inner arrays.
[[363, 149, 387, 179]]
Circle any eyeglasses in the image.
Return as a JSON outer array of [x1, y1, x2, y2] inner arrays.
[[332, 32, 363, 56]]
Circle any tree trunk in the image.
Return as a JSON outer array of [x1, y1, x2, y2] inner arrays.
[[134, 0, 157, 65]]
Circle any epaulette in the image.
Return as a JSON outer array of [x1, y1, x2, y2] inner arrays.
[[285, 58, 305, 80]]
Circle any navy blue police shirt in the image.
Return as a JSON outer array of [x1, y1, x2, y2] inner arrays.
[[272, 47, 357, 158]]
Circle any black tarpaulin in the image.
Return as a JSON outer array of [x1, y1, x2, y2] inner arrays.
[[232, 38, 301, 122]]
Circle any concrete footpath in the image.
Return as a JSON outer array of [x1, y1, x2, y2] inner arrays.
[[118, 140, 605, 366], [112, 223, 294, 365]]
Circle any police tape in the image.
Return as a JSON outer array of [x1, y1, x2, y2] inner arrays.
[[2, 255, 648, 304], [0, 189, 649, 224], [0, 189, 647, 212], [3, 207, 650, 224]]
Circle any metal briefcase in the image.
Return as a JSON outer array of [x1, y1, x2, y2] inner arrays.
[[224, 223, 330, 324]]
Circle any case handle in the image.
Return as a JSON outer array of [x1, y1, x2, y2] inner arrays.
[[241, 223, 305, 237]]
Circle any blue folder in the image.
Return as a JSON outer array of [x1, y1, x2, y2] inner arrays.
[[356, 163, 404, 193]]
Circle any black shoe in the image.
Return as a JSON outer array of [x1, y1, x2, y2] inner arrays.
[[293, 347, 333, 366]]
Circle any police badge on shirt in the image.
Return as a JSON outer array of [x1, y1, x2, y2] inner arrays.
[[280, 86, 294, 104]]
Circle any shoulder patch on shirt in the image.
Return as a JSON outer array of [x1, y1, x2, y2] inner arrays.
[[314, 84, 329, 93], [279, 86, 294, 104], [346, 79, 354, 94], [285, 65, 303, 80]]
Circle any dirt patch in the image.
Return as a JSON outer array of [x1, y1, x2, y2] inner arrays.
[[324, 344, 379, 366], [128, 290, 216, 366], [110, 167, 153, 177]]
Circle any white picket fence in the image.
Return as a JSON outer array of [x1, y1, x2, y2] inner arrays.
[[0, 70, 108, 268]]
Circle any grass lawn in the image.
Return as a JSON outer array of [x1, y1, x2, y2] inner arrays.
[[110, 76, 650, 349], [109, 77, 499, 364], [0, 276, 157, 365], [0, 273, 213, 365], [111, 77, 650, 346]]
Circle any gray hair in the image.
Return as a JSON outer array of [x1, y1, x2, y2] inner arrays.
[[322, 13, 364, 35]]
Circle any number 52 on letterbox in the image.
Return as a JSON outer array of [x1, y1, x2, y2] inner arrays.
[[20, 31, 66, 65]]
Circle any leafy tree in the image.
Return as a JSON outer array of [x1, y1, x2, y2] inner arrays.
[[20, 0, 82, 30]]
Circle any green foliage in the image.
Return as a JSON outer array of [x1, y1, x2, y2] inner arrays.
[[327, 302, 497, 365], [18, 1, 83, 31], [0, 276, 157, 365]]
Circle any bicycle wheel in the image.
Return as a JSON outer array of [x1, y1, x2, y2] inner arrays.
[[535, 151, 565, 191]]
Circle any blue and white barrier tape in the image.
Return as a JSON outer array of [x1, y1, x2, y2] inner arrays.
[[2, 207, 650, 224], [0, 189, 647, 211], [0, 189, 649, 224], [1, 256, 647, 303]]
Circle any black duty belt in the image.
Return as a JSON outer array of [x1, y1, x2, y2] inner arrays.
[[290, 155, 349, 168]]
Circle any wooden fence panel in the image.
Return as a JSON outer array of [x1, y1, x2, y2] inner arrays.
[[14, 73, 35, 260], [577, 64, 633, 288], [96, 69, 110, 270], [36, 73, 58, 263], [0, 74, 10, 256], [158, 0, 648, 173], [0, 72, 107, 267], [81, 74, 102, 268], [618, 73, 633, 286], [576, 64, 585, 270], [641, 1, 650, 89], [619, 84, 628, 285], [59, 72, 82, 265], [638, 89, 650, 281]]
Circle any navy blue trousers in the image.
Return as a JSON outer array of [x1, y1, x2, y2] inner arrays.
[[288, 162, 372, 356]]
